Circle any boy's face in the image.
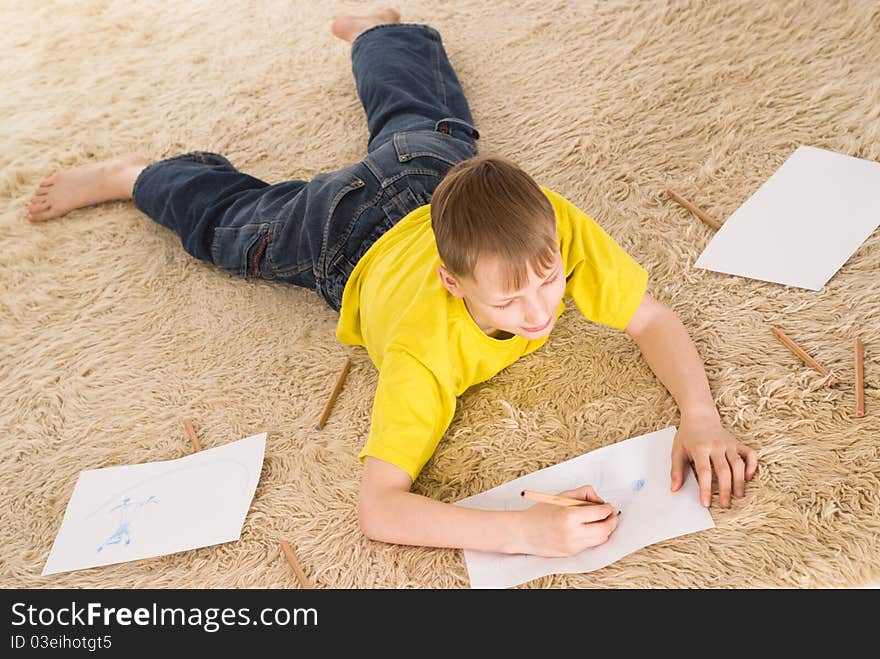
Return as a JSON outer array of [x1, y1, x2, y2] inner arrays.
[[438, 248, 566, 340]]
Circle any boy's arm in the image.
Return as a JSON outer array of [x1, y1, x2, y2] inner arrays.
[[357, 457, 619, 556], [624, 292, 758, 508]]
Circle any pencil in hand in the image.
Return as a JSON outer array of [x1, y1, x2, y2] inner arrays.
[[855, 336, 865, 417], [521, 489, 620, 515], [771, 326, 839, 387], [315, 357, 352, 430]]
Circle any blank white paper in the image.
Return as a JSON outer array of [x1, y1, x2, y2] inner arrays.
[[456, 426, 713, 589], [42, 432, 267, 576], [693, 146, 880, 290]]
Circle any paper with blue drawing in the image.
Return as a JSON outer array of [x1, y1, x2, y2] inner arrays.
[[42, 432, 267, 576], [693, 145, 880, 291], [456, 427, 714, 589]]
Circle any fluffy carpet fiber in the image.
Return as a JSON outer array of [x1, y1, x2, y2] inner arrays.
[[1, 0, 878, 588]]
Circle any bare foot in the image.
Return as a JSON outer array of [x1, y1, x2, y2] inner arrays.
[[27, 153, 150, 222], [331, 7, 401, 43]]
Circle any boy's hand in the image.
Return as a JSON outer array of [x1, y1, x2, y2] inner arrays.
[[516, 485, 619, 557], [671, 416, 758, 508]]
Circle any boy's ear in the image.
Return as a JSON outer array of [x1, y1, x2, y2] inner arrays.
[[437, 264, 465, 298]]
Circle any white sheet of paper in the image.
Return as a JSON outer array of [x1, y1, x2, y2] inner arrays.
[[693, 145, 880, 290], [456, 426, 713, 589], [42, 432, 267, 576]]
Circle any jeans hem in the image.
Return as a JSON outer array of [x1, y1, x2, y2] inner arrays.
[[351, 22, 436, 49], [131, 152, 231, 211], [131, 160, 160, 211]]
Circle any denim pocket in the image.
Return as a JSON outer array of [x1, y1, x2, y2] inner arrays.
[[318, 171, 369, 265], [392, 129, 477, 167], [210, 223, 275, 279]]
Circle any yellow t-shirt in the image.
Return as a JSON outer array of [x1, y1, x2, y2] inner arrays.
[[336, 187, 648, 482]]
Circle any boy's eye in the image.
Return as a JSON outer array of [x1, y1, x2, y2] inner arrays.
[[493, 301, 513, 310]]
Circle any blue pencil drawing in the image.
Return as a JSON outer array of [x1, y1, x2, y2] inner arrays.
[[631, 479, 646, 491], [41, 431, 267, 576], [96, 495, 159, 553]]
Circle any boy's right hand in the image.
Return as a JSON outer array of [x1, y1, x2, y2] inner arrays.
[[516, 485, 619, 557]]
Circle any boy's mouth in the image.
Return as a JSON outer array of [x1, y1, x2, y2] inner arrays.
[[522, 317, 552, 333]]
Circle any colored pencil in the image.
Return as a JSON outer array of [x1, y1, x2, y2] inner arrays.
[[183, 418, 203, 452], [771, 327, 839, 387], [855, 336, 865, 417], [280, 540, 313, 589], [666, 188, 722, 231], [521, 490, 621, 516], [315, 357, 352, 430]]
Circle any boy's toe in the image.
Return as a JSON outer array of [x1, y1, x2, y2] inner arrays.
[[29, 203, 55, 221], [28, 206, 51, 221]]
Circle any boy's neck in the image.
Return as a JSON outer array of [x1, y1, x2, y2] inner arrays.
[[463, 298, 514, 340]]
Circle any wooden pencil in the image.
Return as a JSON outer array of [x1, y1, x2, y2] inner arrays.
[[183, 418, 203, 452], [280, 540, 313, 589], [855, 336, 865, 417], [520, 490, 599, 507], [521, 490, 621, 516], [771, 327, 839, 387], [666, 188, 722, 231], [315, 357, 352, 430]]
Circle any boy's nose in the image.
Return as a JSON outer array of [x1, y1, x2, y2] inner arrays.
[[522, 297, 546, 325]]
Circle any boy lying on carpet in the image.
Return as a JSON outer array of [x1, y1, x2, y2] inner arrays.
[[27, 7, 757, 557]]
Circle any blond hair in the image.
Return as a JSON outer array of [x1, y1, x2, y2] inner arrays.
[[430, 155, 558, 291]]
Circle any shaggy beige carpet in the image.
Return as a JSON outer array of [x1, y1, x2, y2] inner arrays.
[[2, 0, 878, 589]]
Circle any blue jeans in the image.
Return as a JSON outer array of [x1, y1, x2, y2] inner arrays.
[[131, 23, 479, 311]]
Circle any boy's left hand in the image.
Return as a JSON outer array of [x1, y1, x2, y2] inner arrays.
[[671, 416, 758, 508]]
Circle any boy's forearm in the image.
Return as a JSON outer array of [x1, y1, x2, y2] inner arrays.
[[628, 303, 719, 421], [360, 488, 524, 553]]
